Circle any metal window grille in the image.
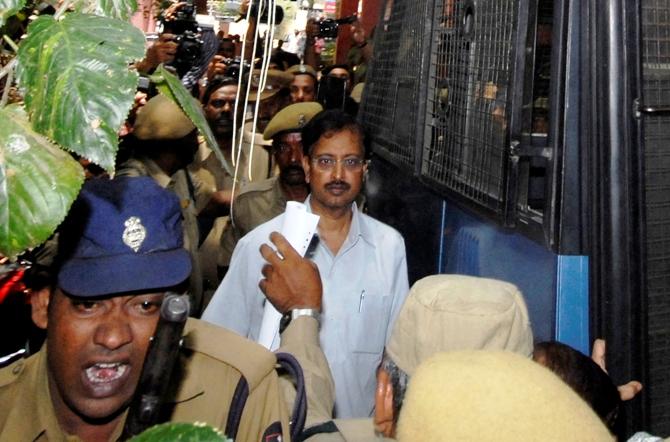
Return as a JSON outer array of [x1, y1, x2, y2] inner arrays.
[[641, 0, 670, 434], [358, 0, 431, 168], [421, 0, 518, 212]]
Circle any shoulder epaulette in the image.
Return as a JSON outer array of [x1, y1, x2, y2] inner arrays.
[[182, 319, 277, 391]]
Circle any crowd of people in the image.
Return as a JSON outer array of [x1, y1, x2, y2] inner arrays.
[[0, 4, 658, 441]]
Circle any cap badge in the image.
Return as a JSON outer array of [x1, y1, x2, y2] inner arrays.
[[298, 114, 307, 127], [122, 216, 147, 252], [299, 65, 307, 73]]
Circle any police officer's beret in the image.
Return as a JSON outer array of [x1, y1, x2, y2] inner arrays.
[[286, 64, 318, 80], [385, 274, 533, 376], [350, 82, 365, 103], [133, 94, 196, 141], [397, 351, 613, 441], [247, 69, 293, 102], [57, 177, 192, 297], [263, 102, 324, 140]]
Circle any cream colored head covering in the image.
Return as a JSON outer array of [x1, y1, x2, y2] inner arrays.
[[397, 351, 614, 442], [386, 274, 533, 375], [350, 82, 365, 103]]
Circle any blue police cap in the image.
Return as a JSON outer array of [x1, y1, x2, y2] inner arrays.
[[57, 176, 192, 297]]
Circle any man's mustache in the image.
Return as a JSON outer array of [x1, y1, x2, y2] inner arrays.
[[284, 165, 304, 174], [325, 180, 350, 190]]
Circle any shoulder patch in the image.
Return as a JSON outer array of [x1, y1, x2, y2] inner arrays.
[[182, 319, 277, 391]]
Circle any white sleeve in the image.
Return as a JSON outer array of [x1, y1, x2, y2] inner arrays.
[[385, 234, 410, 343]]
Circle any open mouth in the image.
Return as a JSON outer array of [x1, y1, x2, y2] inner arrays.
[[85, 362, 130, 385]]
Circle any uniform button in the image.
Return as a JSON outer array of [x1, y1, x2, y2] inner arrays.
[[12, 362, 23, 375]]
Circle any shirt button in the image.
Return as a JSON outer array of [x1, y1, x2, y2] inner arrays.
[[12, 362, 23, 375]]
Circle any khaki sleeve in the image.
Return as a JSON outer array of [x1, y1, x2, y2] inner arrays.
[[218, 218, 241, 268], [237, 370, 291, 442], [278, 317, 335, 428], [190, 171, 215, 213]]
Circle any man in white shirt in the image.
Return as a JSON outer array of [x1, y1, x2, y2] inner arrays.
[[203, 109, 409, 418]]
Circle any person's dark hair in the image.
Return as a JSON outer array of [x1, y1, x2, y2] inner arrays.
[[300, 109, 369, 158], [321, 63, 352, 80], [379, 353, 409, 425], [202, 77, 240, 106], [533, 341, 621, 429]]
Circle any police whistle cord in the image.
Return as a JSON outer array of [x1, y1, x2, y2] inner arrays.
[[121, 293, 190, 439]]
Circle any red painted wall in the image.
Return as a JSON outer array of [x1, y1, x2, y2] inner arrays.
[[335, 0, 382, 64]]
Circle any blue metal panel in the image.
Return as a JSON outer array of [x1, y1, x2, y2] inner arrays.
[[440, 201, 558, 342], [555, 255, 589, 354]]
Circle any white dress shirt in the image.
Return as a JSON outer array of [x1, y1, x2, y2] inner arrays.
[[203, 197, 409, 418]]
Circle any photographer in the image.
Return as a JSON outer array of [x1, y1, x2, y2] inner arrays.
[[136, 1, 218, 90]]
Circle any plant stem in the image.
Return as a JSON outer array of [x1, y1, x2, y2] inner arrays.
[[2, 35, 19, 53], [54, 0, 73, 19], [1, 63, 15, 107], [0, 58, 17, 82]]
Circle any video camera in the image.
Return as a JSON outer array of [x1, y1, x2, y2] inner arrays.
[[317, 15, 357, 39], [161, 0, 203, 77]]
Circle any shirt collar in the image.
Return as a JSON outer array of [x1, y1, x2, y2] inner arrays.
[[140, 157, 171, 188], [5, 347, 96, 442], [305, 195, 375, 248]]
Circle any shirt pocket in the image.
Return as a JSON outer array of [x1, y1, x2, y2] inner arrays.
[[352, 289, 392, 354]]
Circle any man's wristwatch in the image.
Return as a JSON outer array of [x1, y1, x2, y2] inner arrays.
[[279, 308, 320, 333]]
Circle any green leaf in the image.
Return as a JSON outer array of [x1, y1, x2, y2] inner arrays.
[[129, 422, 231, 442], [72, 0, 138, 21], [16, 13, 145, 173], [152, 65, 233, 177], [0, 0, 25, 28], [0, 104, 84, 259]]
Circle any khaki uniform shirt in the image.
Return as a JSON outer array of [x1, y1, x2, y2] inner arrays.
[[219, 176, 291, 267], [241, 121, 274, 183], [116, 158, 205, 315], [0, 319, 290, 442]]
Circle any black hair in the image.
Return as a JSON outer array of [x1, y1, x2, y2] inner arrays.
[[533, 341, 621, 430], [300, 109, 370, 158], [321, 63, 352, 79], [379, 353, 409, 426], [202, 77, 240, 106]]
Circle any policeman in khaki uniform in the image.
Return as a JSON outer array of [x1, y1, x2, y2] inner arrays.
[[299, 274, 536, 441], [218, 102, 323, 273], [286, 64, 318, 103], [0, 177, 328, 441], [240, 69, 295, 182], [116, 94, 207, 316]]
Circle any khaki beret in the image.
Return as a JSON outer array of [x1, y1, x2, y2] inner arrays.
[[263, 102, 323, 140], [286, 64, 318, 79], [247, 69, 293, 102], [350, 82, 365, 103], [397, 351, 614, 442], [133, 94, 196, 141], [385, 274, 533, 376]]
